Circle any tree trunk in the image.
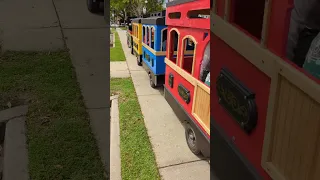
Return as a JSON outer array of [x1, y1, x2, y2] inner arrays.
[[124, 9, 127, 22]]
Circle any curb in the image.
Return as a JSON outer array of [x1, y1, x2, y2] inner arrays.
[[110, 95, 121, 180], [0, 105, 29, 123], [1, 105, 29, 180]]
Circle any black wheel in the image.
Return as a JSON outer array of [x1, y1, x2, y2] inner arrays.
[[137, 56, 142, 66], [87, 0, 100, 13], [185, 124, 201, 155], [149, 73, 156, 88]]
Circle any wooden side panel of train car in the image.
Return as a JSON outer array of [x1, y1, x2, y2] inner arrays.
[[212, 0, 320, 179], [132, 23, 143, 55]]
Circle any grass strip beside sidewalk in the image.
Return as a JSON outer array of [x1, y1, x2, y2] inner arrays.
[[0, 51, 106, 180], [111, 78, 160, 180], [110, 28, 126, 61]]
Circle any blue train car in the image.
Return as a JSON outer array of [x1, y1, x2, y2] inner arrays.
[[141, 10, 167, 88]]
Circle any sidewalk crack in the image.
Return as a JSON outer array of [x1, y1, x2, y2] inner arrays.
[[51, 0, 67, 49], [158, 159, 207, 169]]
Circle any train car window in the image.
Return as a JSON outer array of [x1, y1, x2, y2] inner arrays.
[[151, 27, 155, 49], [134, 25, 136, 37], [187, 9, 210, 19], [162, 28, 168, 51], [137, 26, 139, 37], [199, 43, 210, 86], [143, 26, 146, 43], [168, 12, 181, 19], [181, 37, 195, 74], [136, 26, 138, 37], [146, 26, 150, 46], [231, 0, 265, 40], [168, 29, 179, 64]]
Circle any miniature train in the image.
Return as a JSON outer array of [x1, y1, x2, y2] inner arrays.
[[129, 0, 211, 160], [212, 0, 320, 180], [164, 0, 211, 158]]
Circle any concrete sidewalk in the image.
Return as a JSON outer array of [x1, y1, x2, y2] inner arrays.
[[0, 0, 64, 51], [110, 61, 130, 78], [117, 29, 210, 180]]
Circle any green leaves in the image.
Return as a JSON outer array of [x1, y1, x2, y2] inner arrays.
[[111, 0, 165, 19]]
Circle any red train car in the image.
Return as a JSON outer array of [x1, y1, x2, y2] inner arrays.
[[211, 0, 320, 179], [164, 0, 210, 158]]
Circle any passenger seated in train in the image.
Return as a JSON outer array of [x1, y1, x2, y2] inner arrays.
[[287, 0, 320, 68], [162, 39, 167, 51], [186, 39, 195, 50], [200, 43, 210, 86], [303, 32, 320, 79]]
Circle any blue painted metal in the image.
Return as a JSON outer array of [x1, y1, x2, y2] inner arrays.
[[142, 46, 166, 75]]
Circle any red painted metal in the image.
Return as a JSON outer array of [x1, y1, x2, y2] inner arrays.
[[211, 34, 272, 179], [166, 0, 210, 29]]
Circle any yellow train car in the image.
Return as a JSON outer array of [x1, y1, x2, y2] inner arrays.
[[131, 18, 143, 66]]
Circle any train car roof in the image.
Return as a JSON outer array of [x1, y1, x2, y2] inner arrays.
[[166, 0, 196, 7], [131, 18, 142, 23], [141, 16, 165, 25], [131, 14, 150, 23], [141, 10, 166, 25]]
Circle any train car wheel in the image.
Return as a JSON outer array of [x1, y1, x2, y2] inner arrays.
[[137, 56, 142, 66], [185, 124, 201, 155], [87, 0, 99, 13], [149, 73, 156, 88]]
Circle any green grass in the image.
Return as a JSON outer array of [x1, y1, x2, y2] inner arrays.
[[0, 51, 106, 180], [110, 78, 160, 180], [120, 26, 127, 30], [110, 28, 126, 61]]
